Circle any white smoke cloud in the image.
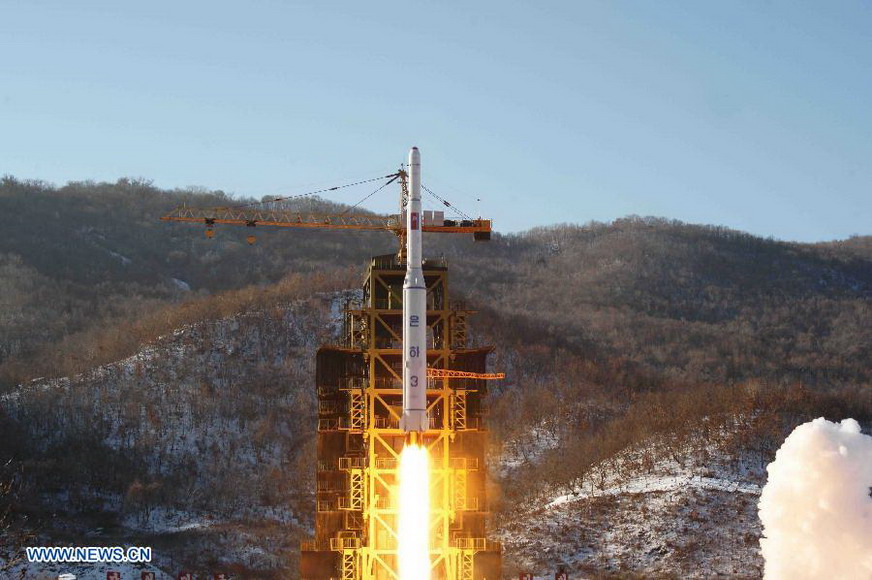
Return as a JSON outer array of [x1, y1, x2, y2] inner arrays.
[[758, 417, 872, 580]]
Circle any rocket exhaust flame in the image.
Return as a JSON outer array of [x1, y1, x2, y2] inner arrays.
[[398, 444, 431, 580]]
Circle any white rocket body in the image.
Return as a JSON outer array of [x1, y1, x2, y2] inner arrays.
[[400, 147, 429, 433]]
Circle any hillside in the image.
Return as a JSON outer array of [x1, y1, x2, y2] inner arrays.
[[3, 177, 870, 391], [1, 177, 871, 577], [449, 218, 872, 387], [2, 290, 365, 577], [0, 176, 393, 373], [5, 180, 870, 419], [4, 289, 867, 577]]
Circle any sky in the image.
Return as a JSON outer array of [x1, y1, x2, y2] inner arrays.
[[2, 0, 870, 242]]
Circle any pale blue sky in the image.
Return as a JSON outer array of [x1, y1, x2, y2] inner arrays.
[[2, 1, 870, 241]]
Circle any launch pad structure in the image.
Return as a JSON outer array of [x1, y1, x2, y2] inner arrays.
[[160, 145, 500, 579], [300, 254, 502, 579]]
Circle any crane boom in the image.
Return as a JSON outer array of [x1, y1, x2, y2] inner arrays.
[[426, 369, 505, 380], [159, 150, 504, 396], [159, 168, 492, 254], [159, 206, 491, 235]]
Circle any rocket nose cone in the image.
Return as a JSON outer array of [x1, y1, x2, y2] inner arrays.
[[409, 147, 420, 165]]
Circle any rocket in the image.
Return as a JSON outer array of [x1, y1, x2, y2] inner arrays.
[[400, 147, 429, 434]]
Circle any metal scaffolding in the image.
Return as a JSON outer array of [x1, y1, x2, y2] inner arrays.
[[301, 255, 501, 580]]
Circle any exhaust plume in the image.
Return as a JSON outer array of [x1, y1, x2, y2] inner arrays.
[[758, 417, 872, 579]]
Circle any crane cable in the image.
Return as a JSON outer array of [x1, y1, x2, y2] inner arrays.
[[339, 173, 401, 216], [232, 173, 400, 209], [225, 172, 474, 225], [421, 184, 474, 221]]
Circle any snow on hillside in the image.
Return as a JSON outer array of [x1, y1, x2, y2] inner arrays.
[[497, 429, 767, 577], [2, 291, 359, 578], [499, 424, 561, 475], [3, 287, 784, 578]]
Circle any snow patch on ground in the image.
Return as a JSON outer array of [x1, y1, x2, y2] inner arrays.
[[170, 277, 191, 291], [122, 508, 215, 534], [500, 424, 561, 475], [108, 250, 132, 265], [549, 473, 760, 507], [497, 426, 766, 577]]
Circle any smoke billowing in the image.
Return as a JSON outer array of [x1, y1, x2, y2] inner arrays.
[[758, 418, 872, 579]]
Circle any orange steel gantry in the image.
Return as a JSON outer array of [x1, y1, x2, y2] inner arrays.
[[302, 254, 502, 580]]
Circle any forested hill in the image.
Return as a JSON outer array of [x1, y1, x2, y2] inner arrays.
[[0, 176, 393, 372], [447, 220, 872, 389], [3, 175, 872, 577], [0, 176, 399, 290], [1, 175, 871, 391]]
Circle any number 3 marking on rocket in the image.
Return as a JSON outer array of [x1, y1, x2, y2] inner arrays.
[[410, 315, 420, 327]]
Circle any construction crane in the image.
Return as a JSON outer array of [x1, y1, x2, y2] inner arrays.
[[160, 163, 502, 384], [160, 169, 491, 260], [163, 151, 504, 579]]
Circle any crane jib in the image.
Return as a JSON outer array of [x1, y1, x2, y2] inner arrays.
[[159, 215, 491, 234]]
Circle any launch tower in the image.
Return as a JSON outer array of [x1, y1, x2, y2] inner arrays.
[[300, 254, 502, 579]]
